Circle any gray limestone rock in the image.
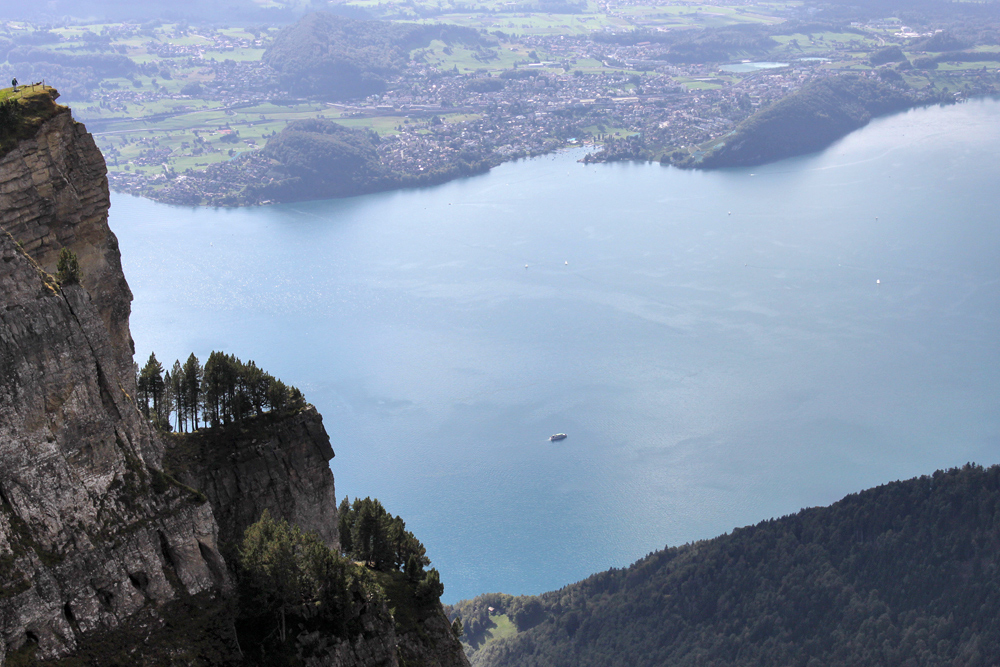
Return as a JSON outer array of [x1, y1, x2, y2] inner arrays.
[[0, 231, 227, 660], [164, 406, 340, 551], [0, 91, 469, 667]]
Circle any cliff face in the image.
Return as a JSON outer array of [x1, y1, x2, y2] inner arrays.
[[296, 599, 469, 667], [0, 190, 226, 661], [0, 90, 468, 667], [164, 408, 339, 550], [0, 99, 136, 441], [396, 610, 471, 667], [162, 411, 471, 667]]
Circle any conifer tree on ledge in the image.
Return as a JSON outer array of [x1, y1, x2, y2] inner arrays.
[[136, 350, 305, 431]]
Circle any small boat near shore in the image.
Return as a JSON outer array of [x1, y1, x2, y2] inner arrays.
[[549, 433, 567, 441]]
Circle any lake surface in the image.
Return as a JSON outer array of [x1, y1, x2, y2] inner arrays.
[[719, 61, 789, 72], [112, 99, 1000, 603]]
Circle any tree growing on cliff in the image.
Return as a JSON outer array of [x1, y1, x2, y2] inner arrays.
[[160, 369, 175, 429], [55, 247, 80, 285], [202, 351, 306, 427], [338, 496, 354, 557], [238, 510, 360, 646], [239, 510, 301, 643], [170, 360, 185, 432], [0, 97, 22, 139], [416, 568, 445, 602], [182, 353, 202, 431], [137, 352, 165, 422], [141, 350, 305, 431], [338, 496, 438, 600]]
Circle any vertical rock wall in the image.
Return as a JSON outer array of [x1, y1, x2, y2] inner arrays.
[[0, 105, 135, 433], [0, 92, 468, 667], [0, 104, 228, 662], [165, 407, 340, 551]]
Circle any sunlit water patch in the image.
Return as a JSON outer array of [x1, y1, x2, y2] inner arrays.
[[114, 98, 1000, 602]]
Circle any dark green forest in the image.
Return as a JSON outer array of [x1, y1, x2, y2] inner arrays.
[[233, 507, 446, 663], [263, 12, 489, 99], [698, 75, 930, 169], [451, 464, 1000, 667], [257, 119, 383, 199]]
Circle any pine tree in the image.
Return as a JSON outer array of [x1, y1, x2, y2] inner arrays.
[[338, 496, 354, 557], [139, 353, 165, 426], [416, 568, 444, 602], [182, 353, 202, 431], [55, 248, 80, 285], [203, 351, 229, 427], [339, 497, 428, 573], [238, 510, 359, 646], [238, 510, 301, 643], [171, 360, 185, 432], [136, 363, 150, 418], [160, 370, 174, 430]]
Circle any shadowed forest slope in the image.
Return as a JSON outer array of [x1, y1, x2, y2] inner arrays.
[[454, 464, 1000, 667]]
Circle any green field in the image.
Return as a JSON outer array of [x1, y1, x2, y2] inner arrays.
[[86, 97, 481, 177], [770, 31, 878, 55], [7, 1, 994, 197], [465, 614, 518, 651], [682, 79, 724, 90]]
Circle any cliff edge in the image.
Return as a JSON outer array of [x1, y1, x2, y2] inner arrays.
[[0, 89, 136, 434], [164, 407, 339, 551], [0, 90, 227, 663], [0, 87, 468, 667]]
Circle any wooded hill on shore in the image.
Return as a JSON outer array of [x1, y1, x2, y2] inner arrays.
[[451, 464, 1000, 667], [696, 75, 939, 168]]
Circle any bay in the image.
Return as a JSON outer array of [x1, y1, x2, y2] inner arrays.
[[112, 99, 1000, 603]]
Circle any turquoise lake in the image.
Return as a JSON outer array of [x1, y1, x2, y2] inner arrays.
[[111, 99, 1000, 603]]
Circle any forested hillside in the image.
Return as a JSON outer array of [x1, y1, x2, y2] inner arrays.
[[257, 118, 384, 199], [698, 74, 921, 168], [593, 24, 778, 63], [453, 464, 1000, 667], [263, 12, 489, 99]]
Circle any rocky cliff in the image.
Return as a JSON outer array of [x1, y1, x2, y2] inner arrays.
[[0, 92, 136, 444], [0, 93, 227, 663], [163, 408, 339, 551], [0, 89, 469, 667]]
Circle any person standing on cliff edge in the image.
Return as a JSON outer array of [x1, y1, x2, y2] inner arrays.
[[10, 78, 16, 91]]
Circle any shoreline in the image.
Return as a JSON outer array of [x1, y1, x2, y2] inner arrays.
[[107, 142, 597, 208], [104, 92, 986, 209]]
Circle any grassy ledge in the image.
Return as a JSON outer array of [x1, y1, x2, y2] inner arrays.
[[0, 85, 67, 159]]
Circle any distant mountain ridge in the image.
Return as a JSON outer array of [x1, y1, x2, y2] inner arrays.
[[454, 464, 1000, 667]]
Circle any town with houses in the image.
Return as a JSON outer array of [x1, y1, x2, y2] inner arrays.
[[3, 7, 996, 205]]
